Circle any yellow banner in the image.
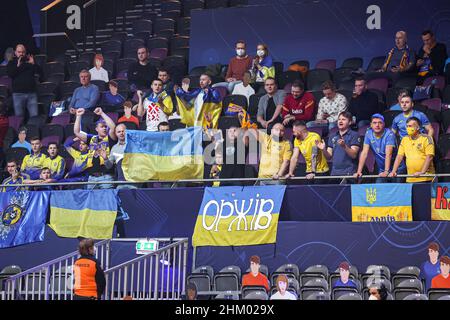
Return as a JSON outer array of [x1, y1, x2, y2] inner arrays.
[[352, 206, 413, 222]]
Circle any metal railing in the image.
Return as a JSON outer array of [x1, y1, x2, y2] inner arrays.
[[0, 173, 444, 190], [103, 238, 188, 300], [2, 240, 111, 300]]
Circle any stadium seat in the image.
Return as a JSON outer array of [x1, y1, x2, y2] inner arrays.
[[60, 81, 81, 100], [162, 0, 182, 13], [243, 290, 268, 300], [110, 31, 128, 43], [132, 19, 153, 38], [337, 292, 362, 300], [90, 80, 107, 92], [403, 293, 428, 300], [363, 276, 392, 292], [299, 287, 327, 300], [331, 286, 360, 300], [304, 291, 329, 300], [43, 62, 65, 81], [100, 40, 122, 57], [443, 85, 450, 104], [367, 77, 389, 94], [306, 69, 332, 91], [124, 39, 146, 59], [2, 127, 17, 150], [366, 56, 386, 72], [302, 278, 329, 291], [154, 18, 176, 35], [189, 66, 207, 77], [78, 52, 96, 65], [299, 265, 329, 285], [333, 68, 354, 88], [116, 58, 136, 77], [213, 265, 240, 291], [5, 147, 29, 163], [214, 292, 239, 300], [270, 263, 300, 284], [277, 71, 302, 89], [36, 82, 58, 96], [428, 289, 450, 300], [422, 98, 442, 112], [8, 116, 24, 132], [242, 286, 268, 299], [150, 48, 168, 61], [222, 94, 248, 110], [382, 110, 401, 128], [341, 57, 363, 70], [437, 295, 450, 300], [393, 75, 418, 91], [40, 124, 64, 143], [177, 17, 191, 36], [423, 75, 446, 90], [187, 274, 211, 293], [183, 0, 205, 17], [315, 59, 336, 71], [51, 113, 71, 126]]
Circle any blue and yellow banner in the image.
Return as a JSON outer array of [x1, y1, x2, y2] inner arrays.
[[49, 190, 118, 239], [122, 127, 204, 182], [192, 186, 286, 247], [0, 191, 49, 249], [431, 183, 450, 220], [351, 184, 413, 222]]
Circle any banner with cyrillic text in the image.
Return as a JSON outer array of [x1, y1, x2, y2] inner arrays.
[[431, 183, 450, 221], [192, 186, 286, 247]]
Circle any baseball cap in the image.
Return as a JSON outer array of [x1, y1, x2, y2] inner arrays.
[[371, 113, 385, 123]]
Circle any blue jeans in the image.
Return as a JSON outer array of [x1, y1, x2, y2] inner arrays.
[[13, 92, 38, 117], [375, 168, 406, 184], [87, 174, 114, 190]]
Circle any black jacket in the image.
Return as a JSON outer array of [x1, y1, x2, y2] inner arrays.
[[6, 58, 39, 93]]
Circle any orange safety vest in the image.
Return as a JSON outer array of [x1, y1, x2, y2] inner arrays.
[[73, 256, 102, 298]]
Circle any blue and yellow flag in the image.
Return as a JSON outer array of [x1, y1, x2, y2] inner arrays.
[[49, 190, 118, 239], [192, 186, 286, 247], [351, 184, 413, 222], [431, 183, 450, 220], [0, 191, 49, 248], [122, 127, 204, 182]]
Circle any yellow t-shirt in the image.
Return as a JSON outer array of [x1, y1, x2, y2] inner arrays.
[[258, 132, 292, 178], [398, 134, 435, 183], [294, 132, 329, 174]]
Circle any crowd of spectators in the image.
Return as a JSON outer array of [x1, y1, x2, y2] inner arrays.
[[0, 29, 449, 188]]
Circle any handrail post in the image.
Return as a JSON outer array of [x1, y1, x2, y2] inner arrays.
[[44, 266, 50, 300], [106, 240, 111, 270]]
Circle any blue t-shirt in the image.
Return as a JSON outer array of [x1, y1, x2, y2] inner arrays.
[[421, 260, 441, 290], [392, 110, 430, 138], [390, 103, 402, 111], [364, 128, 406, 173], [328, 129, 361, 176], [101, 91, 125, 107], [11, 141, 32, 153], [333, 278, 357, 289]]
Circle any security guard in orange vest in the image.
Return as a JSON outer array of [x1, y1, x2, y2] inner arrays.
[[73, 239, 106, 300]]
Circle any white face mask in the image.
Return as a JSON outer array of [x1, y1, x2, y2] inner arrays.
[[257, 50, 265, 57], [368, 295, 378, 300], [236, 49, 245, 57]]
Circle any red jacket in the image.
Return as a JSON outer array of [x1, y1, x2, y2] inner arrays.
[[282, 92, 316, 121]]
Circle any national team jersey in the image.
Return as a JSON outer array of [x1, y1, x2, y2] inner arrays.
[[44, 156, 66, 180], [392, 110, 430, 138], [87, 134, 111, 166], [398, 134, 435, 183], [1, 173, 30, 192], [421, 260, 441, 290], [364, 128, 405, 173], [294, 132, 329, 173], [144, 91, 173, 132], [258, 132, 293, 178], [21, 153, 48, 180]]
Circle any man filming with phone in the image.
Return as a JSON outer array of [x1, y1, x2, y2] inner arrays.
[[7, 44, 41, 118]]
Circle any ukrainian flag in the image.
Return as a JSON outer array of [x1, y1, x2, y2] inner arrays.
[[122, 127, 204, 182], [49, 190, 118, 239], [175, 96, 222, 128], [351, 184, 413, 222]]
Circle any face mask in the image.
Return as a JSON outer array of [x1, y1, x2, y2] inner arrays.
[[407, 127, 417, 136], [257, 50, 265, 57], [236, 49, 245, 56], [368, 295, 378, 300]]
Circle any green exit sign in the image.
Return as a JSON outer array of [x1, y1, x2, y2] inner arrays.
[[136, 239, 159, 255]]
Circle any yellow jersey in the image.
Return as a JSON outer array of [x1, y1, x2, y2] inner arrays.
[[294, 132, 329, 174], [258, 132, 292, 178], [398, 134, 435, 183]]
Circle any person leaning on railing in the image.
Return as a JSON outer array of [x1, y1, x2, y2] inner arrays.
[[73, 239, 105, 300]]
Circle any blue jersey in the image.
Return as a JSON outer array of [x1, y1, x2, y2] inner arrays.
[[421, 260, 441, 290], [392, 110, 430, 138], [364, 128, 406, 173], [1, 173, 30, 192], [333, 278, 357, 289]]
